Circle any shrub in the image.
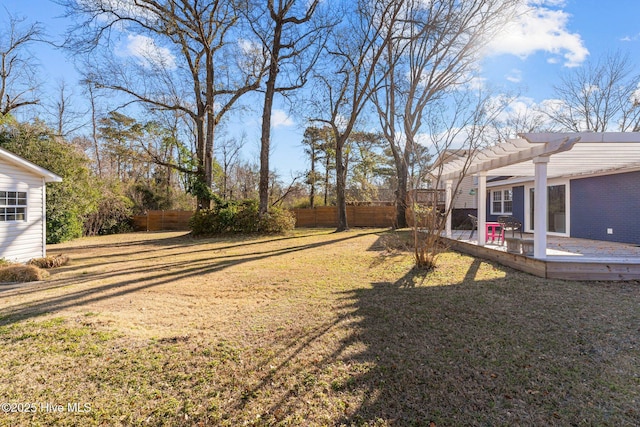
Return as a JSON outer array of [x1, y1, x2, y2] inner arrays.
[[83, 189, 133, 236], [47, 210, 84, 244], [258, 207, 296, 234], [234, 200, 260, 233], [189, 198, 294, 236], [189, 209, 219, 235]]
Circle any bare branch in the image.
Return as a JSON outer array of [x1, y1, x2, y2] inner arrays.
[[0, 13, 44, 116], [545, 51, 640, 132]]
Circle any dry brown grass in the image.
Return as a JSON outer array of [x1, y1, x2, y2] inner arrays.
[[27, 254, 70, 269], [0, 229, 638, 426], [0, 264, 48, 283]]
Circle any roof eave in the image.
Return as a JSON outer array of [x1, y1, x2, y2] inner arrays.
[[0, 146, 63, 183]]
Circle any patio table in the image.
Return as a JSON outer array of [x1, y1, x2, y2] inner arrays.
[[485, 222, 501, 243]]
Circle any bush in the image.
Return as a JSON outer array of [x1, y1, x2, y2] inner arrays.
[[83, 186, 134, 236], [189, 209, 219, 235], [47, 210, 84, 244], [233, 200, 260, 233], [189, 198, 294, 236], [258, 207, 296, 234]]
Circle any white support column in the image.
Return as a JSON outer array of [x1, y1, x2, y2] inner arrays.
[[477, 171, 487, 246], [445, 180, 453, 238], [533, 156, 549, 259]]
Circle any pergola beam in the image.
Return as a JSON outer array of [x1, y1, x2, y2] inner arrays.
[[442, 137, 580, 182]]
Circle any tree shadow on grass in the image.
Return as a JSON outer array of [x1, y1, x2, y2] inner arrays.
[[327, 263, 640, 426], [46, 229, 337, 273], [0, 230, 382, 326]]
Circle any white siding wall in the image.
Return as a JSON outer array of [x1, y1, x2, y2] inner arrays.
[[453, 175, 477, 209], [439, 175, 477, 209], [0, 158, 46, 263]]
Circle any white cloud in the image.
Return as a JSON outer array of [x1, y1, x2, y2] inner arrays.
[[506, 69, 522, 83], [632, 83, 640, 105], [528, 0, 566, 6], [621, 33, 640, 43], [120, 34, 176, 70], [466, 76, 487, 91], [272, 110, 294, 128], [494, 96, 537, 122], [484, 1, 588, 68]]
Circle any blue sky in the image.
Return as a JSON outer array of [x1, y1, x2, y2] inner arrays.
[[2, 0, 640, 178]]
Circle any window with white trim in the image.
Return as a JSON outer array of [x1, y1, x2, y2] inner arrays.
[[491, 189, 512, 215], [0, 191, 27, 222]]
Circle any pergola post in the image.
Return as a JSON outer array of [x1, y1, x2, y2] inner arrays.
[[477, 171, 487, 246], [445, 179, 452, 238], [533, 156, 549, 259]]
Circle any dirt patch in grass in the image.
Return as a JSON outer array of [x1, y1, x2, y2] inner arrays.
[[0, 229, 638, 426]]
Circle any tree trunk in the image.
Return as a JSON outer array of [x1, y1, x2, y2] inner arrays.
[[335, 137, 348, 231], [203, 52, 215, 210], [259, 81, 274, 215], [324, 156, 330, 206], [309, 157, 315, 208], [395, 165, 408, 228], [394, 131, 413, 228], [259, 18, 283, 216], [195, 109, 209, 210]]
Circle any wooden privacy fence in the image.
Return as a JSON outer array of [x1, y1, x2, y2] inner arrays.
[[132, 206, 403, 231], [292, 206, 397, 228], [132, 210, 193, 231]]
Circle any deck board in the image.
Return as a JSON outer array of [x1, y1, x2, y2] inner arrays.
[[443, 231, 640, 281]]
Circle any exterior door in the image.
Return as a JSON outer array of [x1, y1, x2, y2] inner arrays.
[[528, 184, 567, 233]]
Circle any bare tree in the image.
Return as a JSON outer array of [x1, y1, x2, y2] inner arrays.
[[216, 136, 245, 200], [49, 79, 86, 138], [545, 51, 640, 132], [492, 97, 552, 143], [61, 0, 267, 208], [241, 0, 330, 215], [372, 0, 519, 228], [231, 161, 260, 200], [310, 0, 404, 231], [0, 13, 43, 116], [84, 81, 103, 176], [415, 88, 510, 269]]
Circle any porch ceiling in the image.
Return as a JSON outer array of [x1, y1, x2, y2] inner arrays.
[[440, 132, 640, 181]]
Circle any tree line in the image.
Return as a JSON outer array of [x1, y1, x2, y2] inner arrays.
[[2, 0, 640, 240]]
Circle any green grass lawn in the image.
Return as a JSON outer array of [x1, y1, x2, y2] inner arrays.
[[0, 229, 638, 426]]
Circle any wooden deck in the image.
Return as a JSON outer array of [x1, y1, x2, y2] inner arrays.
[[443, 231, 640, 281]]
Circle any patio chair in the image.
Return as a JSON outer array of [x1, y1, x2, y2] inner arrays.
[[468, 214, 478, 239], [497, 215, 522, 244]]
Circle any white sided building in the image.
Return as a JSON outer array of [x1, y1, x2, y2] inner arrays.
[[0, 147, 62, 263]]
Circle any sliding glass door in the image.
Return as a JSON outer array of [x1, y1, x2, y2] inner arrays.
[[528, 184, 567, 233]]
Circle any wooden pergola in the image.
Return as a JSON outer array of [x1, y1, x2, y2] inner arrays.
[[440, 132, 640, 259]]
